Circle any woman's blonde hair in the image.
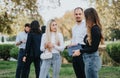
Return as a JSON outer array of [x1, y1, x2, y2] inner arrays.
[[45, 19, 59, 44], [84, 8, 104, 45]]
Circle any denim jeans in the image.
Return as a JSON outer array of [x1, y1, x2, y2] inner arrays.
[[39, 53, 61, 78], [83, 51, 102, 78], [15, 49, 25, 78]]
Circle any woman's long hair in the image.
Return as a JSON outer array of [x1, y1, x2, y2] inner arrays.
[[84, 8, 104, 45], [45, 19, 59, 44], [30, 20, 41, 34]]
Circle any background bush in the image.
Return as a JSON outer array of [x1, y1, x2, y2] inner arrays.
[[61, 49, 72, 63], [106, 42, 120, 63], [0, 44, 15, 60], [10, 46, 19, 59]]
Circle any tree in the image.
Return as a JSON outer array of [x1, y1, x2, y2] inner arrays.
[[0, 11, 13, 34], [93, 0, 120, 40], [56, 11, 75, 40], [0, 0, 43, 35]]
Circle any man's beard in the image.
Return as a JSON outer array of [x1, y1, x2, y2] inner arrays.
[[24, 30, 29, 33]]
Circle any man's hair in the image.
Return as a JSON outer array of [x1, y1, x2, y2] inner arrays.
[[41, 25, 46, 33], [25, 23, 30, 27], [74, 7, 83, 12]]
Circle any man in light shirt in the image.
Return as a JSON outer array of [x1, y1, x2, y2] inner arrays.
[[71, 7, 86, 78], [15, 23, 30, 78]]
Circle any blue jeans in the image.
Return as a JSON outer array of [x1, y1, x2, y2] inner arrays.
[[83, 51, 102, 78], [39, 53, 61, 78], [15, 49, 25, 78]]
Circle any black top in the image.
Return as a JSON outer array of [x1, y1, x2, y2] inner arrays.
[[80, 25, 101, 54], [25, 32, 42, 57]]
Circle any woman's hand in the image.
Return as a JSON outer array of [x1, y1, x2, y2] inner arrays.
[[23, 56, 26, 62], [72, 49, 81, 57], [45, 42, 54, 52], [46, 42, 54, 48]]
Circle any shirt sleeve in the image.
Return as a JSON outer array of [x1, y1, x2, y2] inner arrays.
[[40, 34, 46, 52], [54, 33, 65, 52], [15, 33, 21, 44], [71, 27, 75, 44], [80, 27, 101, 54]]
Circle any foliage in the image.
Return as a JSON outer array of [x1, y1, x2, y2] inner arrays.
[[0, 0, 43, 35], [106, 42, 120, 63], [0, 12, 14, 34], [56, 11, 75, 40], [94, 0, 120, 40], [10, 46, 19, 59], [0, 44, 15, 60], [0, 61, 120, 78], [61, 49, 72, 62]]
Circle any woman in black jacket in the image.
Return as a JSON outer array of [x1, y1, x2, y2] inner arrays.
[[22, 20, 42, 78]]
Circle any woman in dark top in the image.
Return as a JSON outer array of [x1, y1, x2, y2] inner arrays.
[[73, 8, 104, 78], [22, 20, 42, 78]]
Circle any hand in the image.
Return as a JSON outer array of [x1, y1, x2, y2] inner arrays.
[[72, 49, 81, 57], [56, 42, 60, 46], [22, 56, 26, 62], [22, 39, 26, 43], [47, 42, 54, 48]]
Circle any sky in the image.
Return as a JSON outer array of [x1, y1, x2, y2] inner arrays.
[[37, 0, 91, 24]]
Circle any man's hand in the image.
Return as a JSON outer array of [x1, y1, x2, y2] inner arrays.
[[56, 42, 60, 46], [72, 49, 81, 57]]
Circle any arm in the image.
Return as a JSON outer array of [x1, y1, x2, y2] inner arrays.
[[40, 34, 46, 51], [23, 33, 32, 62], [71, 27, 75, 44], [80, 26, 101, 53], [54, 33, 65, 52], [16, 33, 22, 46], [24, 33, 32, 56]]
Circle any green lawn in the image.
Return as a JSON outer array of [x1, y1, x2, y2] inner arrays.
[[0, 61, 120, 78]]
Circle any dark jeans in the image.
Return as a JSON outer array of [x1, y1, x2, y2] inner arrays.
[[21, 56, 41, 78], [72, 54, 86, 78], [15, 49, 25, 78]]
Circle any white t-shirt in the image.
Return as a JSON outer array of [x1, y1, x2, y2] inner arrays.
[[16, 31, 28, 49], [72, 20, 87, 45]]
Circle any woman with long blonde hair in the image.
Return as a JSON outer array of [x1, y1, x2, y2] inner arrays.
[[39, 19, 64, 78], [73, 8, 104, 78]]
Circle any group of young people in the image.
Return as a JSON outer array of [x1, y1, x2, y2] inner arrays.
[[15, 7, 104, 78]]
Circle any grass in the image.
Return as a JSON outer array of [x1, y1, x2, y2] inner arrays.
[[0, 61, 120, 78]]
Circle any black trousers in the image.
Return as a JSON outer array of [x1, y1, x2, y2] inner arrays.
[[72, 54, 86, 78], [15, 49, 25, 78], [21, 56, 41, 78]]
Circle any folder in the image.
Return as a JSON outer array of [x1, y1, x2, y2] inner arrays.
[[67, 44, 82, 56]]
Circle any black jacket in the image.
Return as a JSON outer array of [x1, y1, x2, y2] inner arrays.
[[80, 25, 102, 54], [25, 32, 42, 57]]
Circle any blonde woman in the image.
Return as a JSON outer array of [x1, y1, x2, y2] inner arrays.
[[39, 19, 64, 78]]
